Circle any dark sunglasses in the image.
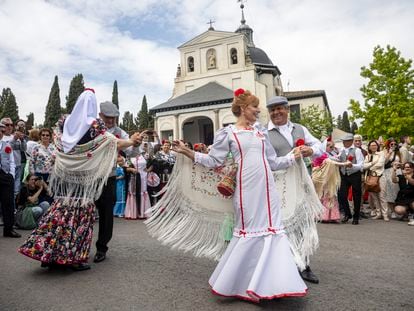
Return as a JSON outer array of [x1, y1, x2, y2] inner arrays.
[[4, 123, 13, 127], [41, 134, 50, 137]]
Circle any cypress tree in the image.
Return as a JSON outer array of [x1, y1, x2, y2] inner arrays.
[[0, 88, 19, 122], [336, 115, 342, 129], [112, 80, 119, 108], [65, 74, 84, 114], [44, 75, 62, 129], [342, 111, 351, 133], [351, 121, 358, 134], [26, 112, 34, 130], [135, 95, 149, 130]]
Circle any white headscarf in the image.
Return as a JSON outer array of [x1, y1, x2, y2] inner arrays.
[[62, 89, 97, 153]]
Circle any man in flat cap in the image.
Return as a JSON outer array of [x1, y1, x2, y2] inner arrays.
[[266, 95, 323, 284], [337, 133, 364, 225], [93, 101, 143, 263]]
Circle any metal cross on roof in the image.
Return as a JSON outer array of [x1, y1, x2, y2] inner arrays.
[[207, 19, 215, 30]]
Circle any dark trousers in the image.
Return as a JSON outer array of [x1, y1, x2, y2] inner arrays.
[[95, 177, 116, 253], [338, 172, 362, 220], [0, 170, 15, 231]]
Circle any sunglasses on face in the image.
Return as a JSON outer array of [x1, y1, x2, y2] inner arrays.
[[41, 134, 50, 137], [4, 124, 13, 127], [389, 143, 396, 146]]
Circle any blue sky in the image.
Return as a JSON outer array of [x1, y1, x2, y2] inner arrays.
[[0, 0, 413, 125]]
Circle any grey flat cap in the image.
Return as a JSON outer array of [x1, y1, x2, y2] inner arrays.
[[341, 133, 354, 141], [100, 101, 119, 117], [266, 96, 288, 108]]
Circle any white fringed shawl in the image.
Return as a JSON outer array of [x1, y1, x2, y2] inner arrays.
[[146, 154, 323, 269], [49, 132, 118, 205]]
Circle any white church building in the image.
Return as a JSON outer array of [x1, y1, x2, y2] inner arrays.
[[151, 6, 330, 145]]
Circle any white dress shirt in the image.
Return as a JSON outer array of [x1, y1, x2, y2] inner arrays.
[[267, 120, 323, 158]]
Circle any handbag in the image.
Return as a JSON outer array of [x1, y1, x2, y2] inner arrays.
[[15, 206, 37, 230], [147, 171, 160, 187], [217, 160, 238, 198], [364, 171, 381, 193]]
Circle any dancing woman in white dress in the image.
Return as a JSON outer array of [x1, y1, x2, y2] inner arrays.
[[172, 89, 307, 302]]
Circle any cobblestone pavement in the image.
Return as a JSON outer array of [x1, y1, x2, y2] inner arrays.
[[0, 217, 412, 311]]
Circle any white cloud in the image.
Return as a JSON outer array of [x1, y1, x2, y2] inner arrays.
[[0, 0, 413, 124]]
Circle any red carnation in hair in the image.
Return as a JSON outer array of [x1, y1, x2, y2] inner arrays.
[[234, 88, 245, 97], [327, 135, 332, 142], [347, 155, 354, 161], [4, 145, 12, 154], [295, 138, 305, 147]]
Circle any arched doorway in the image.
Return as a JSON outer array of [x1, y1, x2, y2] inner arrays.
[[182, 116, 214, 146]]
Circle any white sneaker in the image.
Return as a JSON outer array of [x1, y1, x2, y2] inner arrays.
[[408, 219, 414, 226]]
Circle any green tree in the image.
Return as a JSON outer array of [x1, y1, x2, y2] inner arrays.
[[44, 75, 62, 129], [351, 121, 358, 134], [65, 74, 84, 114], [0, 88, 19, 122], [26, 112, 34, 130], [135, 95, 153, 130], [336, 115, 342, 129], [342, 111, 351, 132], [120, 111, 136, 133], [291, 104, 333, 139], [349, 45, 414, 139], [112, 80, 119, 109]]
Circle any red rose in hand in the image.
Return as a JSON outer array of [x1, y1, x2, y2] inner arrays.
[[4, 145, 12, 154], [295, 138, 305, 147], [347, 155, 354, 161], [234, 88, 245, 97]]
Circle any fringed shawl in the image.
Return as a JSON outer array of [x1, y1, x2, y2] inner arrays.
[[146, 154, 323, 270], [50, 131, 118, 206], [312, 158, 341, 200]]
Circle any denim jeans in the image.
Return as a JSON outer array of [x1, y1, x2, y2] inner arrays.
[[32, 201, 50, 221]]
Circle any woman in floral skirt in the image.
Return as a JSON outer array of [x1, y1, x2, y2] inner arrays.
[[18, 89, 142, 270]]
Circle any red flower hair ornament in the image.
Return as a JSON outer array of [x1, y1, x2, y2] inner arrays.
[[295, 138, 305, 147], [4, 145, 12, 154], [234, 88, 245, 97]]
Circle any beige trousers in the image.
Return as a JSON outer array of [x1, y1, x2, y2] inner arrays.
[[368, 176, 388, 217]]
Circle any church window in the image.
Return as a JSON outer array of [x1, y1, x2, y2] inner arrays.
[[187, 57, 194, 72], [230, 48, 238, 64]]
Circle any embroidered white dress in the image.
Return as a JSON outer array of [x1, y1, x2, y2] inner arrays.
[[195, 125, 307, 302]]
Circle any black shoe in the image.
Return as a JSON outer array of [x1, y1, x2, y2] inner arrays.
[[341, 215, 351, 223], [299, 266, 319, 284], [3, 229, 21, 238], [352, 219, 359, 225], [40, 262, 49, 268], [71, 263, 91, 271], [93, 251, 106, 263]]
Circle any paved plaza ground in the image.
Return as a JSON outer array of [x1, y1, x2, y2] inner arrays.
[[0, 217, 412, 311]]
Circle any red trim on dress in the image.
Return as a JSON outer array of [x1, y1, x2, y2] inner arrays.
[[261, 140, 273, 228], [232, 132, 245, 231], [211, 288, 308, 303]]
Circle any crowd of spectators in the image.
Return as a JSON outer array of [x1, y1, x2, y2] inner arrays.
[[1, 113, 413, 237]]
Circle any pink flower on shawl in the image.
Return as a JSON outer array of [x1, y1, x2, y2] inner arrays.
[[312, 153, 328, 167]]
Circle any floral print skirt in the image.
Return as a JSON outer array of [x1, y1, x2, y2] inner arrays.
[[18, 199, 95, 265]]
